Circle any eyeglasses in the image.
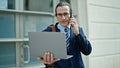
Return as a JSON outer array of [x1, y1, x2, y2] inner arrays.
[[57, 12, 70, 17]]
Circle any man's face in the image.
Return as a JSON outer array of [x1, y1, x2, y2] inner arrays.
[[56, 6, 70, 27]]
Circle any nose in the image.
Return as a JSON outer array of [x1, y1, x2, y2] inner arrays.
[[61, 15, 66, 19]]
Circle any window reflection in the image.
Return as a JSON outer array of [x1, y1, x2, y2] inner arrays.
[[0, 13, 15, 38], [60, 0, 70, 3], [0, 42, 16, 67], [24, 0, 53, 12], [0, 0, 15, 9], [8, 0, 15, 9], [23, 14, 54, 38]]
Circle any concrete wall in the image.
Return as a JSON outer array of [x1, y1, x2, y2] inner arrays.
[[87, 0, 120, 68]]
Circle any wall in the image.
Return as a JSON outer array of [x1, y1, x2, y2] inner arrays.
[[87, 0, 120, 68]]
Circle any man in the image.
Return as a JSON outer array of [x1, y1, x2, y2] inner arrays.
[[38, 1, 92, 68]]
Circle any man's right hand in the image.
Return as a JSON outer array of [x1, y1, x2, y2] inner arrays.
[[37, 52, 60, 64]]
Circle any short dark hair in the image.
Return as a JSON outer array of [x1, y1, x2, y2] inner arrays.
[[55, 1, 72, 17]]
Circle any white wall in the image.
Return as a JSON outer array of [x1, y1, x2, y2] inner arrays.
[[87, 0, 120, 68], [77, 0, 90, 68]]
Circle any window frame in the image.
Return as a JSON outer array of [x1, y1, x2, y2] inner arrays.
[[0, 0, 78, 67], [0, 0, 57, 67]]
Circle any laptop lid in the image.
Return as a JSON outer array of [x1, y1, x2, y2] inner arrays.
[[28, 32, 68, 59]]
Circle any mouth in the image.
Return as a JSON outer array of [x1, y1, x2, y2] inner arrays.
[[61, 20, 68, 22]]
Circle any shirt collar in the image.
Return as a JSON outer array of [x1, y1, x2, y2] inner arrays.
[[57, 23, 71, 32]]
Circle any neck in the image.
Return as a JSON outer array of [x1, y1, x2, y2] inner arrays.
[[60, 24, 70, 28]]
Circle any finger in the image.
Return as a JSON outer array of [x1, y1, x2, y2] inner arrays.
[[71, 18, 77, 23], [44, 52, 48, 63], [37, 56, 43, 61], [70, 22, 75, 27], [50, 53, 54, 63], [47, 52, 50, 63]]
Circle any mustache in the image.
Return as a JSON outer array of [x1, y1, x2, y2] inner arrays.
[[60, 19, 69, 22]]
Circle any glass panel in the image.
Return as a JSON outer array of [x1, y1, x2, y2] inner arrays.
[[0, 42, 16, 67], [23, 42, 45, 67], [23, 14, 54, 38], [60, 0, 70, 3], [8, 0, 15, 9], [0, 13, 16, 38], [0, 0, 15, 9], [24, 0, 53, 12]]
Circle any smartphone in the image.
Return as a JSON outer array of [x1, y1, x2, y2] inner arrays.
[[70, 12, 73, 18], [69, 13, 73, 27]]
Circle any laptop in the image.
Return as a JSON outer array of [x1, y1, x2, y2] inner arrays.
[[28, 32, 69, 59]]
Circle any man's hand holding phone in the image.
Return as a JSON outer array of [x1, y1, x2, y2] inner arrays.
[[69, 17, 80, 36]]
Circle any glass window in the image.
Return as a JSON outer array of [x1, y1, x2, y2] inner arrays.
[[23, 14, 54, 38], [0, 0, 15, 9], [0, 42, 16, 67], [8, 0, 15, 9], [0, 13, 16, 38], [23, 42, 45, 67], [60, 0, 70, 3], [24, 0, 53, 12]]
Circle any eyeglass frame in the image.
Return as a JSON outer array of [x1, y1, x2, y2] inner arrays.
[[56, 12, 70, 17]]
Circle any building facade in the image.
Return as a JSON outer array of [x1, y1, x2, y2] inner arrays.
[[0, 0, 120, 68]]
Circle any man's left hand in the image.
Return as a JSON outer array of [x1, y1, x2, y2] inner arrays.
[[69, 18, 79, 35]]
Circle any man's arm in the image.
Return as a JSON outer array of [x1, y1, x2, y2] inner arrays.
[[75, 27, 92, 55], [69, 17, 92, 55]]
